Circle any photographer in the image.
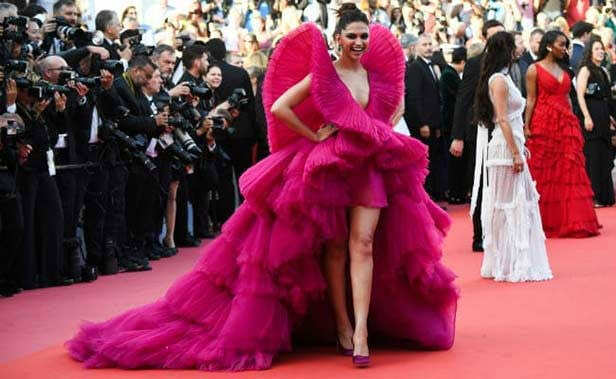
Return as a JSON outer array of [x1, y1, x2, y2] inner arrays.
[[41, 0, 79, 54], [194, 109, 233, 232], [71, 49, 125, 275], [151, 44, 190, 251], [204, 38, 258, 185], [95, 10, 132, 67], [0, 111, 25, 297], [140, 66, 177, 259], [173, 43, 211, 245], [14, 72, 68, 289], [102, 55, 168, 270], [38, 55, 91, 283]]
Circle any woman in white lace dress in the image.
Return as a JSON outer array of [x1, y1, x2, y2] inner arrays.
[[473, 32, 553, 282]]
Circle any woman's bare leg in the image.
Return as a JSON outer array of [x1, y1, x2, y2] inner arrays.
[[164, 180, 179, 248], [349, 206, 380, 357], [324, 239, 353, 350]]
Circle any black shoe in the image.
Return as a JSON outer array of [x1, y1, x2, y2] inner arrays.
[[131, 256, 152, 271], [101, 256, 119, 275], [177, 235, 201, 247], [472, 241, 484, 252], [118, 257, 140, 272]]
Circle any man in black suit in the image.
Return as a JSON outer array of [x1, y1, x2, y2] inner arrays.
[[405, 34, 445, 200], [95, 10, 132, 66], [449, 20, 504, 252], [0, 112, 25, 297], [570, 22, 594, 72], [204, 38, 258, 181], [440, 47, 467, 204], [518, 28, 544, 97], [102, 55, 169, 270]]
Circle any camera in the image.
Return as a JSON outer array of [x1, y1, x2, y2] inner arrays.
[[2, 16, 28, 43], [124, 33, 154, 56], [74, 76, 101, 88], [185, 82, 212, 100], [53, 17, 93, 48], [99, 119, 157, 172], [3, 59, 28, 74], [227, 88, 249, 109], [0, 119, 26, 147], [20, 42, 45, 59], [90, 54, 124, 75], [210, 116, 225, 129], [15, 78, 71, 99]]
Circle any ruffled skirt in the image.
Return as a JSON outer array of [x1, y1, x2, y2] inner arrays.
[[527, 102, 600, 238], [66, 127, 459, 371], [481, 129, 553, 282]]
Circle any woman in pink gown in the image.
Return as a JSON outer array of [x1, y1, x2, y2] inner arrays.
[[66, 5, 458, 371]]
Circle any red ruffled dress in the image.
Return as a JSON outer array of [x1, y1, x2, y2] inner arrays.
[[527, 64, 600, 238], [66, 24, 459, 371]]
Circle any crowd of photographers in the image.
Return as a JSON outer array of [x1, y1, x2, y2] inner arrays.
[[0, 1, 259, 297]]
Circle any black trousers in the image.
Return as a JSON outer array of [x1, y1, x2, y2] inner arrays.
[[190, 172, 210, 237], [17, 171, 64, 288], [125, 164, 160, 246], [0, 192, 24, 285], [584, 138, 615, 206], [424, 135, 448, 200], [82, 147, 126, 265], [448, 138, 471, 200]]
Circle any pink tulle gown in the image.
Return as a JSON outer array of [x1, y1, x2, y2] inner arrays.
[[66, 23, 459, 371]]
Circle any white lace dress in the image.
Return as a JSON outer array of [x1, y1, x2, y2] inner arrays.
[[480, 71, 553, 282]]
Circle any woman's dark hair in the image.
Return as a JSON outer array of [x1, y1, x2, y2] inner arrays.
[[537, 30, 571, 71], [205, 63, 222, 76], [334, 3, 369, 36], [474, 31, 515, 128], [578, 35, 609, 86]]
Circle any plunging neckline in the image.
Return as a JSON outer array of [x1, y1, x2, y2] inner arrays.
[[333, 65, 371, 111], [537, 63, 565, 84]]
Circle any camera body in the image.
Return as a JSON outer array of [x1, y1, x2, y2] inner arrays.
[[2, 16, 29, 43], [15, 78, 71, 100], [227, 88, 248, 109], [53, 17, 93, 48]]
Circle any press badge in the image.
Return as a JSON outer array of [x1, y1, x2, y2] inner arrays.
[[47, 149, 56, 176]]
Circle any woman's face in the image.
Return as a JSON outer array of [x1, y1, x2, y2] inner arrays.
[[244, 36, 259, 53], [549, 35, 568, 60], [337, 22, 370, 61], [206, 66, 223, 88], [591, 41, 606, 63], [126, 7, 137, 19]]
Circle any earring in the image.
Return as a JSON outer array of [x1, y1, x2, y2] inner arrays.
[[547, 47, 552, 52]]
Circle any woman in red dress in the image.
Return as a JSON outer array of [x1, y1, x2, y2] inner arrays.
[[524, 30, 600, 238]]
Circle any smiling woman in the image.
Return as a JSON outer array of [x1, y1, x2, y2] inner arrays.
[[66, 4, 458, 373]]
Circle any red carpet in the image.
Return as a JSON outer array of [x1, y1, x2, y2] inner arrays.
[[1, 205, 615, 378]]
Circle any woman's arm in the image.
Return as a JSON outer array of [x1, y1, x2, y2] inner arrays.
[[575, 66, 594, 132], [270, 74, 320, 142], [491, 76, 524, 173], [391, 96, 405, 125], [523, 64, 538, 137]]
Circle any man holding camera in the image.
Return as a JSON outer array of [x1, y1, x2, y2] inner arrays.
[[0, 111, 25, 297], [13, 72, 67, 289], [95, 10, 132, 67], [102, 55, 168, 270], [38, 55, 91, 283]]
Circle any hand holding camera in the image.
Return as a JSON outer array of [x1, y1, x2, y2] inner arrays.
[[33, 98, 52, 116], [155, 112, 169, 128], [100, 69, 113, 90], [54, 91, 67, 112], [168, 82, 191, 98]]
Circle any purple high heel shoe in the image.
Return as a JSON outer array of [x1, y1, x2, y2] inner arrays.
[[352, 354, 371, 368], [336, 337, 353, 356]]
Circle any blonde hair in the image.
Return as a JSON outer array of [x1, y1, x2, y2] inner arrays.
[[244, 51, 269, 69]]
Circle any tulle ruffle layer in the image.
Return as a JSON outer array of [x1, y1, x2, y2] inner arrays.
[[528, 101, 600, 238]]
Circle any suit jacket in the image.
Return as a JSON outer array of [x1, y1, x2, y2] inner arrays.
[[101, 39, 122, 61], [570, 42, 585, 72], [217, 61, 258, 140], [103, 75, 158, 139], [451, 52, 482, 142], [404, 57, 441, 138], [518, 51, 535, 97], [439, 65, 461, 136]]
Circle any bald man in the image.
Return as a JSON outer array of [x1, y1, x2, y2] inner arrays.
[[38, 55, 89, 283]]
